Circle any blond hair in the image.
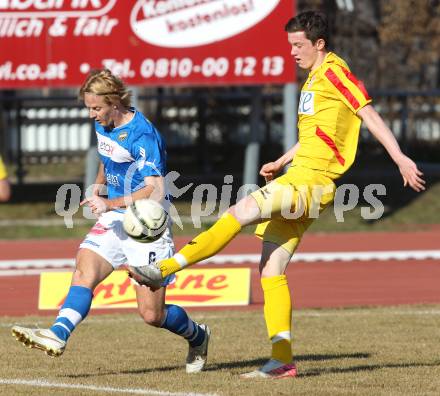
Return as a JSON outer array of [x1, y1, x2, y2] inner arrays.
[[79, 69, 132, 109]]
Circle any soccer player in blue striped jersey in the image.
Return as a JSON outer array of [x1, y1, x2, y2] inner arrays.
[[12, 69, 210, 374]]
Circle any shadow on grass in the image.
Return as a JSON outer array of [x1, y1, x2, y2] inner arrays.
[[205, 352, 371, 372], [62, 352, 372, 378], [63, 365, 183, 378], [299, 360, 440, 378]]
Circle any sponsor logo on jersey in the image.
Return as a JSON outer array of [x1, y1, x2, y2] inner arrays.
[[298, 91, 315, 115], [106, 173, 120, 187], [97, 133, 134, 162], [99, 141, 115, 155]]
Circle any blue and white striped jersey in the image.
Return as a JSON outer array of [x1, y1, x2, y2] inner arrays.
[[95, 108, 167, 200]]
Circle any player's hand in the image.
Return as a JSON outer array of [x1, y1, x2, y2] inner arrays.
[[396, 155, 426, 192], [91, 183, 105, 197], [80, 195, 110, 214], [259, 162, 282, 183]]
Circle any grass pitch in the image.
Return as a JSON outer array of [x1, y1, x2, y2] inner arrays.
[[1, 306, 440, 395]]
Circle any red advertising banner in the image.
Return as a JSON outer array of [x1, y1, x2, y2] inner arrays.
[[0, 0, 296, 88]]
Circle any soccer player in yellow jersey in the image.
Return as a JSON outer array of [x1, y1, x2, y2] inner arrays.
[[128, 11, 426, 378], [0, 156, 11, 202]]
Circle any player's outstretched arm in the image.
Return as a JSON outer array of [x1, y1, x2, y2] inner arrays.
[[358, 105, 426, 192]]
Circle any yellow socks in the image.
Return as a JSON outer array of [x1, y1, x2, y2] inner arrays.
[[159, 213, 242, 277], [261, 275, 293, 364]]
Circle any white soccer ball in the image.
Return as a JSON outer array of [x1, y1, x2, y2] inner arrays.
[[123, 199, 168, 243]]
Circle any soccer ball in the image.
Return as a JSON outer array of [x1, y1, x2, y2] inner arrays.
[[123, 199, 168, 243]]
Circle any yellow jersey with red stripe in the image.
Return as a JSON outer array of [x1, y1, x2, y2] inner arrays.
[[292, 52, 372, 177], [0, 156, 7, 180]]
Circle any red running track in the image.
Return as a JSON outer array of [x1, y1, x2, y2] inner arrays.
[[1, 229, 440, 259], [0, 229, 439, 316]]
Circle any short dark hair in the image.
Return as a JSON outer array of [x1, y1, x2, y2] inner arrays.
[[285, 11, 329, 48]]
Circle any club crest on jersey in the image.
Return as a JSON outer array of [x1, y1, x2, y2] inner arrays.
[[118, 131, 128, 142], [298, 91, 315, 115]]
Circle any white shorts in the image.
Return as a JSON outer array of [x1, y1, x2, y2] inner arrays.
[[79, 211, 175, 286]]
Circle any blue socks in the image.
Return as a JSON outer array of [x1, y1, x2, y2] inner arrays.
[[161, 304, 205, 347], [50, 285, 92, 341], [50, 289, 203, 349]]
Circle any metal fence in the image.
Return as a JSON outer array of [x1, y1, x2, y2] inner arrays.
[[360, 91, 440, 157], [1, 88, 439, 184]]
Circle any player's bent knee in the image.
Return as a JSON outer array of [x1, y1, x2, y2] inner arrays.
[[228, 196, 261, 225], [138, 309, 163, 327], [71, 268, 93, 287]]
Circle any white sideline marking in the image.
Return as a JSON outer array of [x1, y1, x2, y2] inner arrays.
[[201, 250, 440, 264], [0, 258, 75, 270], [0, 378, 219, 396], [0, 268, 71, 276], [0, 250, 439, 276]]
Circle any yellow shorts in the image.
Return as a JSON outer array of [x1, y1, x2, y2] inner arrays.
[[251, 166, 336, 255]]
